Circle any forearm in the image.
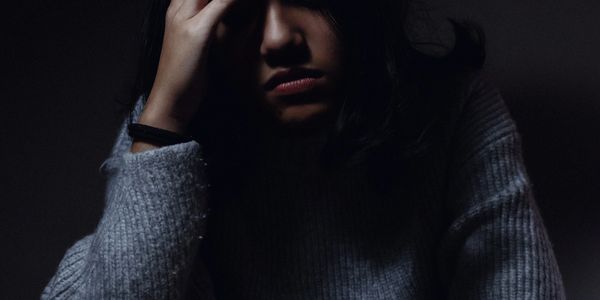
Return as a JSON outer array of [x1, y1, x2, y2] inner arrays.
[[43, 141, 211, 299], [43, 93, 215, 298]]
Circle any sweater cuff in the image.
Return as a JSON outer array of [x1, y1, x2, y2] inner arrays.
[[89, 140, 210, 299], [121, 140, 208, 197]]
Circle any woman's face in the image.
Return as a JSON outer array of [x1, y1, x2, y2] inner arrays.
[[213, 0, 344, 132]]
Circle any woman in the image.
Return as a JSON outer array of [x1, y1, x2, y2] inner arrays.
[[42, 0, 566, 298]]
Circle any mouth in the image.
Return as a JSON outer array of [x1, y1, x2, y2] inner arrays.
[[264, 67, 324, 95]]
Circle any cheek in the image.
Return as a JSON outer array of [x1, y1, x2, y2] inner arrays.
[[305, 15, 345, 86], [214, 50, 257, 98], [228, 55, 261, 98]]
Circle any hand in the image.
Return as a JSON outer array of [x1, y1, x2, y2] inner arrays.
[[138, 0, 238, 134]]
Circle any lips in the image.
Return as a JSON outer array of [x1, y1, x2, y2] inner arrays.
[[264, 68, 324, 92]]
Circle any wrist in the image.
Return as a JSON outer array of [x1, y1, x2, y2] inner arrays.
[[130, 139, 162, 153], [138, 109, 189, 135]]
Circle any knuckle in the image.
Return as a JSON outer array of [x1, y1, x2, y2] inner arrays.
[[169, 8, 188, 24], [171, 12, 185, 23], [181, 23, 194, 35], [166, 9, 176, 20], [165, 4, 178, 19], [178, 23, 198, 39]]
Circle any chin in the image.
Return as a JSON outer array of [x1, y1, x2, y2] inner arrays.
[[275, 103, 334, 131]]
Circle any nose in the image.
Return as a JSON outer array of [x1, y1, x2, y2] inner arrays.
[[259, 3, 307, 66]]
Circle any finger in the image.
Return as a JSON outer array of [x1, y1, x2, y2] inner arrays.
[[177, 0, 210, 19], [189, 0, 237, 28], [167, 0, 186, 17], [168, 0, 186, 8]]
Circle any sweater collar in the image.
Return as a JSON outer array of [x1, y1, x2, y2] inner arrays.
[[246, 122, 331, 174]]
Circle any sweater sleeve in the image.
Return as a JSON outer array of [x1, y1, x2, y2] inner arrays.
[[41, 97, 215, 299], [437, 76, 566, 299]]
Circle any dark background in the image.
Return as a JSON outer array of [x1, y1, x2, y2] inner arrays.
[[3, 0, 599, 299]]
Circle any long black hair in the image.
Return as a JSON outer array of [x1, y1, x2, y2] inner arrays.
[[121, 0, 485, 194]]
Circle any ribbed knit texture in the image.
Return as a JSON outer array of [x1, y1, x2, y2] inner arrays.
[[42, 76, 566, 299]]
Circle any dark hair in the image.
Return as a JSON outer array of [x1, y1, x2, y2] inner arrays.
[[122, 0, 485, 195]]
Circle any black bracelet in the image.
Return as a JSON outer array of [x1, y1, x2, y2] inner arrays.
[[127, 123, 193, 146]]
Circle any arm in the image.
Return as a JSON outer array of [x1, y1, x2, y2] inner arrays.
[[41, 97, 215, 299], [437, 77, 566, 299]]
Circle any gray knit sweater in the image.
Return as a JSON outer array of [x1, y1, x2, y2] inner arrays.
[[41, 77, 566, 299]]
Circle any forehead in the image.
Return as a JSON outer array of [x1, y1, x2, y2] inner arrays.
[[226, 0, 326, 10]]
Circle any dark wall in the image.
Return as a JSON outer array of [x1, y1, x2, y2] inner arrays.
[[3, 1, 599, 299], [3, 1, 144, 299]]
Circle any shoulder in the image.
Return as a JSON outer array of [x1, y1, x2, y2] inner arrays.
[[447, 72, 520, 167], [404, 61, 519, 163], [426, 21, 521, 162]]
